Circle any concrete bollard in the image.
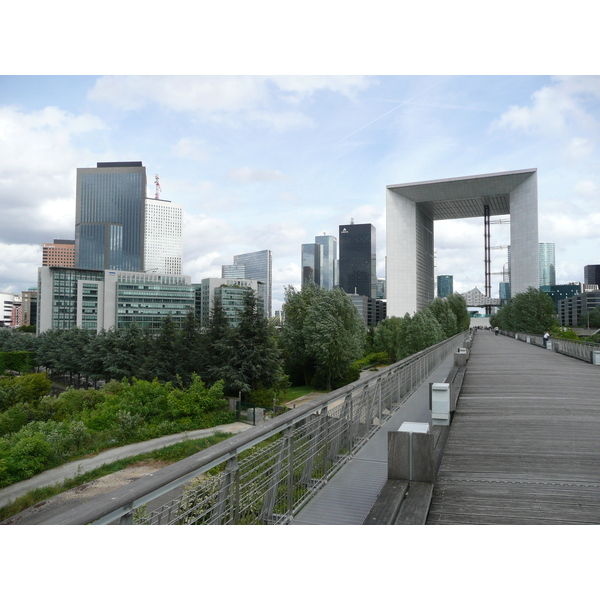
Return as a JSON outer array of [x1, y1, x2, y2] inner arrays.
[[388, 422, 434, 483], [431, 383, 450, 426]]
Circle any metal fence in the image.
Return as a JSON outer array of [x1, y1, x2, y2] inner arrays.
[[502, 330, 600, 363], [47, 331, 468, 525]]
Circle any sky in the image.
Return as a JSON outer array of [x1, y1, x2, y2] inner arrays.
[[2, 74, 600, 312]]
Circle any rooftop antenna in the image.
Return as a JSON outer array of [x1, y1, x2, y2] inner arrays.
[[350, 217, 354, 225], [154, 174, 162, 200]]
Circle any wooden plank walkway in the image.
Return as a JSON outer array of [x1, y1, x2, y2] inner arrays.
[[427, 330, 600, 525]]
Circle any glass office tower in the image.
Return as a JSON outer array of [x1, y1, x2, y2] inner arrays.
[[75, 162, 147, 272], [301, 243, 323, 288], [538, 242, 556, 287], [339, 223, 377, 298], [233, 250, 272, 317], [437, 275, 453, 298], [314, 234, 338, 290]]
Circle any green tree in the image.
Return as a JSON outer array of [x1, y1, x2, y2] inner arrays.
[[212, 290, 284, 397], [445, 293, 471, 333], [305, 288, 365, 391], [372, 316, 407, 363], [490, 287, 557, 334], [427, 297, 459, 338]]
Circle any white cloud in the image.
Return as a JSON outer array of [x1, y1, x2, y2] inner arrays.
[[0, 105, 105, 244], [227, 166, 289, 183], [491, 76, 600, 137], [0, 243, 42, 294], [88, 75, 372, 131], [574, 180, 600, 197]]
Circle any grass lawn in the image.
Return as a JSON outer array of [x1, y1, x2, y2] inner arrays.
[[282, 385, 318, 402]]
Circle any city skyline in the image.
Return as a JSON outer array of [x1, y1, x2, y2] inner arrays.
[[2, 75, 600, 313]]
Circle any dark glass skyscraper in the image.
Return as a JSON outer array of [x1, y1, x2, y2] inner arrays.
[[301, 243, 323, 287], [338, 223, 376, 298], [585, 265, 600, 287], [437, 275, 453, 298], [75, 162, 147, 272]]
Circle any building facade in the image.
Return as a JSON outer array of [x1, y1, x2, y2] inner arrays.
[[233, 250, 272, 317], [339, 222, 377, 298], [42, 239, 75, 268], [539, 242, 556, 287], [144, 198, 183, 275], [540, 283, 581, 312], [558, 291, 600, 327], [437, 275, 453, 298], [196, 277, 265, 327], [346, 293, 387, 327], [386, 169, 538, 316], [301, 243, 323, 288], [75, 162, 147, 272], [314, 234, 338, 290], [584, 265, 600, 287], [37, 267, 194, 333], [21, 289, 38, 327]]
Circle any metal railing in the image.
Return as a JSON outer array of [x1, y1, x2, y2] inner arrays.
[[45, 331, 468, 525], [502, 330, 600, 363]]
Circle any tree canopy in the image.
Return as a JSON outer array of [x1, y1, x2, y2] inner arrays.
[[490, 287, 558, 334]]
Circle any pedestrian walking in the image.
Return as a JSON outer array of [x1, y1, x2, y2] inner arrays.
[[543, 331, 550, 348]]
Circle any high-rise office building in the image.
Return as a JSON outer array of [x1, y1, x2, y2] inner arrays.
[[144, 198, 183, 275], [301, 243, 323, 288], [222, 265, 247, 278], [339, 222, 376, 298], [75, 162, 147, 272], [437, 275, 453, 298], [233, 250, 272, 317], [539, 242, 556, 287], [314, 234, 338, 290], [584, 265, 600, 287], [42, 239, 75, 268]]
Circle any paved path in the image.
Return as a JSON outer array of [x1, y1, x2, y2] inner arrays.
[[428, 330, 600, 524], [0, 422, 252, 509]]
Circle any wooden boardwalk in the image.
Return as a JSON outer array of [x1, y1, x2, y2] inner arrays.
[[427, 330, 600, 525]]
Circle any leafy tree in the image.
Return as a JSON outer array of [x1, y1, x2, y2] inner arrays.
[[280, 285, 365, 391], [445, 293, 471, 332], [373, 316, 407, 363], [305, 288, 366, 391], [427, 297, 458, 338], [490, 287, 557, 334], [578, 305, 600, 328], [203, 297, 234, 385]]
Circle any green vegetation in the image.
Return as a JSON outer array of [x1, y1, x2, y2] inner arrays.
[[0, 431, 232, 522], [0, 374, 233, 488], [371, 293, 470, 363], [280, 285, 366, 391], [490, 287, 558, 334]]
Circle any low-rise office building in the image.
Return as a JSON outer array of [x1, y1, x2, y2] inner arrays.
[[37, 266, 194, 333]]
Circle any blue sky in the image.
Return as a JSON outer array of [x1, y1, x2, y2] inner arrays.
[[2, 74, 600, 312]]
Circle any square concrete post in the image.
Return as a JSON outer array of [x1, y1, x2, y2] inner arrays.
[[388, 422, 434, 482]]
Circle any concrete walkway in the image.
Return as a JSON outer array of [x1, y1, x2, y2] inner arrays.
[[0, 422, 252, 509]]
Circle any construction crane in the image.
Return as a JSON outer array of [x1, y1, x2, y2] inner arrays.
[[154, 174, 162, 200]]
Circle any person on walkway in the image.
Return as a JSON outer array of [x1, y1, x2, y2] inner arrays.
[[494, 326, 499, 336], [543, 331, 550, 348]]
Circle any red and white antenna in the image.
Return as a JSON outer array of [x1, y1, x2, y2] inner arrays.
[[154, 174, 162, 199]]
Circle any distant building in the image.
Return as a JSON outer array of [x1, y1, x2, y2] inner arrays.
[[558, 290, 600, 327], [499, 281, 511, 300], [339, 222, 377, 298], [540, 283, 582, 312], [437, 275, 453, 298], [314, 234, 338, 290], [346, 293, 387, 327], [377, 278, 386, 299], [461, 287, 501, 308], [221, 265, 247, 279], [539, 242, 556, 287], [233, 250, 272, 317], [144, 198, 183, 275], [0, 292, 18, 327], [75, 162, 147, 272], [584, 265, 600, 287], [195, 277, 265, 328], [37, 267, 194, 333], [301, 243, 323, 288], [21, 288, 37, 327], [42, 239, 75, 268]]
